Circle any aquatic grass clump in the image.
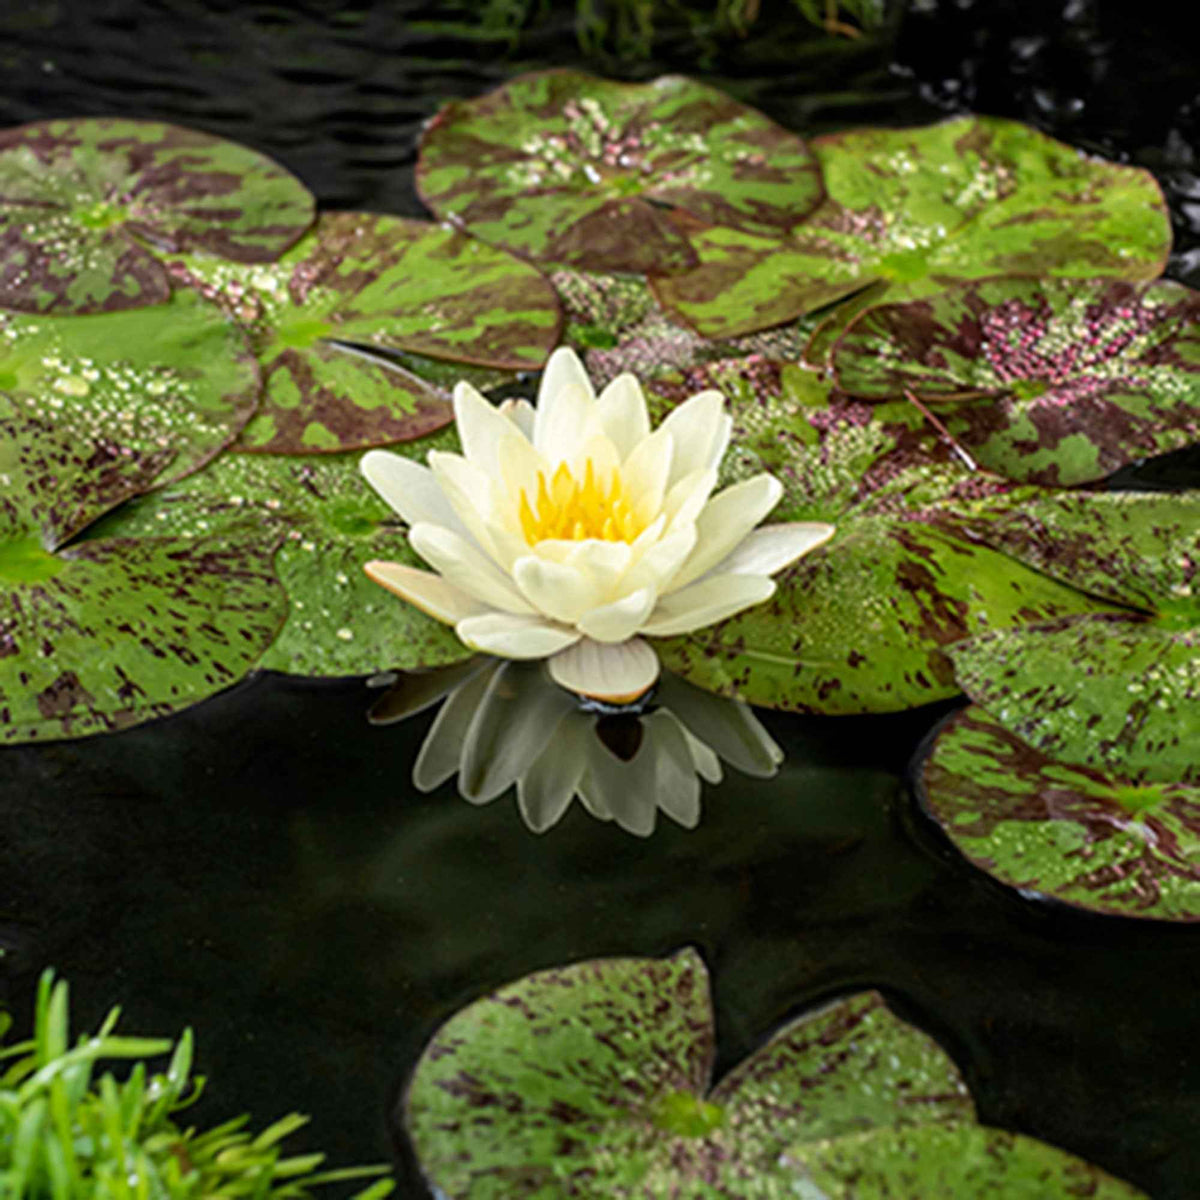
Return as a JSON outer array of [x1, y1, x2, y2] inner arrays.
[[0, 971, 393, 1198]]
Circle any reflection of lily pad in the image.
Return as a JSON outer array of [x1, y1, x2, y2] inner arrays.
[[918, 706, 1200, 923], [645, 362, 1119, 713], [166, 212, 561, 453], [651, 116, 1170, 345], [88, 430, 470, 677], [404, 948, 1143, 1197], [0, 418, 286, 744], [417, 70, 822, 274], [0, 118, 315, 314], [833, 277, 1200, 485], [0, 289, 260, 484]]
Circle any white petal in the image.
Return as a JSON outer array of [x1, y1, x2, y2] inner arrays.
[[456, 612, 580, 658], [577, 586, 657, 642], [409, 523, 534, 615], [498, 431, 549, 522], [662, 467, 719, 533], [513, 555, 609, 624], [595, 373, 650, 459], [620, 427, 673, 521], [569, 429, 622, 483], [711, 522, 836, 577], [499, 397, 536, 438], [621, 525, 697, 595], [641, 573, 775, 636], [666, 474, 783, 593], [531, 537, 634, 584], [454, 382, 525, 479], [548, 636, 660, 702], [428, 451, 527, 570], [537, 345, 596, 406], [360, 451, 466, 537], [363, 560, 490, 625], [659, 390, 727, 488], [534, 381, 594, 467]]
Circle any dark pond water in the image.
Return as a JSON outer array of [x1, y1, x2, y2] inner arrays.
[[2, 3, 1199, 1197]]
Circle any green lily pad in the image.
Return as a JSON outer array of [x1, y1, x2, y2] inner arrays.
[[918, 705, 1200, 922], [650, 116, 1170, 346], [0, 117, 315, 315], [404, 948, 1143, 1197], [947, 615, 1199, 786], [0, 288, 260, 484], [165, 212, 561, 453], [417, 70, 823, 274], [644, 361, 1120, 713], [0, 417, 286, 744], [88, 428, 471, 678], [832, 277, 1200, 485]]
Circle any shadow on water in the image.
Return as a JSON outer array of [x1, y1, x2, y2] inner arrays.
[[2, 669, 1199, 1196]]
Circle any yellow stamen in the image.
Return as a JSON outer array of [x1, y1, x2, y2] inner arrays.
[[517, 457, 646, 545]]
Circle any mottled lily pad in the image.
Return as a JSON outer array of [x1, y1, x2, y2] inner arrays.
[[0, 417, 286, 743], [404, 948, 1143, 1197], [651, 116, 1170, 347], [644, 361, 1120, 713], [0, 117, 315, 314], [88, 428, 471, 677], [417, 70, 823, 274], [832, 277, 1200, 485], [0, 288, 260, 484], [166, 212, 561, 453], [918, 705, 1200, 922]]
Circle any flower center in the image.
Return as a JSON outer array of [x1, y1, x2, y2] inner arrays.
[[518, 459, 645, 544]]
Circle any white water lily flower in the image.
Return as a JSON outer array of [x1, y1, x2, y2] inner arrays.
[[361, 347, 835, 703]]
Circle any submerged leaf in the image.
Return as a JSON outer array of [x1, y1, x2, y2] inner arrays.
[[0, 288, 261, 486], [651, 116, 1170, 347], [833, 277, 1200, 485], [643, 361, 1120, 712], [0, 117, 315, 314], [165, 212, 561, 453], [404, 948, 1142, 1197], [919, 706, 1200, 923], [417, 70, 823, 274]]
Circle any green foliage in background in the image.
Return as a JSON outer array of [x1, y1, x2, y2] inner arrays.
[[0, 971, 392, 1198]]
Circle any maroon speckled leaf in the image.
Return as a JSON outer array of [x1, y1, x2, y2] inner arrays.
[[833, 277, 1200, 485], [165, 212, 561, 453], [919, 705, 1200, 922], [417, 70, 822, 274], [0, 117, 315, 314]]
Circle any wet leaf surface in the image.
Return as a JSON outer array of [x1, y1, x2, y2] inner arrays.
[[919, 706, 1200, 923], [0, 117, 315, 314], [0, 417, 286, 744], [0, 288, 261, 485], [417, 70, 822, 274], [833, 277, 1200, 485], [88, 427, 470, 677], [651, 116, 1170, 347], [405, 948, 1141, 1197], [644, 362, 1120, 713], [165, 212, 560, 453]]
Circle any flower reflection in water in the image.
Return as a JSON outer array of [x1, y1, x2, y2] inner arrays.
[[368, 658, 782, 837]]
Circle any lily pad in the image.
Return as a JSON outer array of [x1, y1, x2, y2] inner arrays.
[[0, 117, 315, 314], [165, 212, 561, 453], [918, 705, 1200, 922], [0, 417, 286, 744], [644, 361, 1120, 713], [417, 70, 823, 275], [832, 277, 1200, 485], [404, 948, 1143, 1197], [651, 116, 1170, 348], [0, 288, 261, 484], [87, 428, 471, 678]]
